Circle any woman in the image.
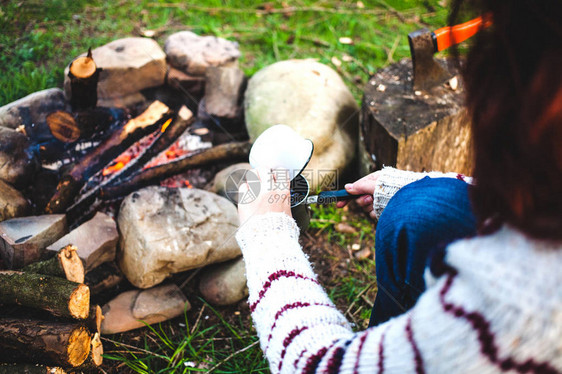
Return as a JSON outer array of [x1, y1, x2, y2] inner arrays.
[[235, 0, 562, 372]]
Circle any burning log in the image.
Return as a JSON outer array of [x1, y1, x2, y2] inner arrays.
[[46, 110, 81, 143], [103, 140, 251, 198], [0, 317, 90, 368], [46, 100, 174, 214], [67, 48, 100, 112], [21, 245, 85, 283], [108, 105, 195, 183], [0, 271, 90, 319], [0, 363, 67, 374]]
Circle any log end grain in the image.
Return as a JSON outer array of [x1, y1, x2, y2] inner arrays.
[[69, 56, 97, 79], [67, 325, 91, 367], [68, 284, 90, 319], [60, 245, 85, 284]]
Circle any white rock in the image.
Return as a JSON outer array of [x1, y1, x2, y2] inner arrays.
[[164, 31, 240, 76], [244, 59, 359, 190], [118, 187, 240, 288]]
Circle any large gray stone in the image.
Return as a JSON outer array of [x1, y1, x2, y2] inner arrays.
[[199, 256, 248, 306], [0, 88, 70, 130], [164, 31, 240, 76], [0, 127, 37, 187], [118, 187, 240, 289], [64, 38, 166, 108], [244, 59, 359, 190]]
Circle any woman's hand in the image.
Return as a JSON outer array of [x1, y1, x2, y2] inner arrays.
[[336, 171, 381, 219], [237, 168, 292, 223]]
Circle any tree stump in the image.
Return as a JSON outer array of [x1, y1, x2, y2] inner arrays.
[[360, 58, 473, 175]]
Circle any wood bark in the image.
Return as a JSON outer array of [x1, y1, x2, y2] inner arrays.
[[0, 271, 90, 319], [47, 110, 81, 143], [0, 317, 91, 367], [87, 305, 103, 334], [21, 245, 84, 283], [0, 363, 66, 374], [102, 141, 251, 198], [45, 101, 173, 214], [68, 48, 100, 112], [360, 58, 473, 175]]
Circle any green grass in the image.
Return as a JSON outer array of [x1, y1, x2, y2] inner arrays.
[[0, 0, 449, 106], [1, 1, 447, 372]]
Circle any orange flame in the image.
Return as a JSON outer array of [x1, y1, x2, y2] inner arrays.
[[102, 154, 133, 176], [161, 118, 173, 133]]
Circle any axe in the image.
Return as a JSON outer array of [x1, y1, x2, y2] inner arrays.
[[408, 14, 492, 91]]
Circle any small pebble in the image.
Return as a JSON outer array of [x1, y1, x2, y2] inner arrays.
[[354, 248, 372, 260], [351, 243, 361, 251], [335, 222, 357, 234]]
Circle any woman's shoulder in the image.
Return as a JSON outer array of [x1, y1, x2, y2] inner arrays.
[[442, 225, 562, 311]]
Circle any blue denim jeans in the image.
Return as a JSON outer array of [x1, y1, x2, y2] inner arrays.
[[369, 177, 477, 327]]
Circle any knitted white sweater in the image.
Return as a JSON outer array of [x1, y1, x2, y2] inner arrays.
[[235, 167, 562, 374]]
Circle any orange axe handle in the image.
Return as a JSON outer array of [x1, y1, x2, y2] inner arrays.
[[433, 14, 493, 52]]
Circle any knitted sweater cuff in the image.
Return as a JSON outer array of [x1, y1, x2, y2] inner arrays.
[[372, 167, 473, 219]]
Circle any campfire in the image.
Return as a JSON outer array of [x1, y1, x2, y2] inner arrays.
[[0, 32, 250, 372]]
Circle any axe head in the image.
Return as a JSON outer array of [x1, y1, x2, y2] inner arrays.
[[408, 28, 452, 91]]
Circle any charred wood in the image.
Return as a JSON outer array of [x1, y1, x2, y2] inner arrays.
[[102, 141, 251, 198], [46, 101, 174, 214]]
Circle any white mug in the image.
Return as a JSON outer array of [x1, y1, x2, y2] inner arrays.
[[249, 124, 314, 181]]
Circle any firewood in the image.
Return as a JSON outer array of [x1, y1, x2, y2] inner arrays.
[[71, 332, 103, 371], [68, 48, 100, 112], [0, 214, 68, 269], [87, 305, 103, 334], [84, 261, 123, 296], [47, 110, 81, 143], [0, 317, 90, 368], [0, 363, 67, 374], [109, 105, 195, 183], [102, 140, 251, 198], [21, 245, 84, 283], [46, 212, 118, 273], [46, 101, 174, 214], [0, 271, 90, 319]]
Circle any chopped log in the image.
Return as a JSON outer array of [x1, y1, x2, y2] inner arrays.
[[46, 212, 118, 273], [0, 317, 90, 367], [0, 271, 90, 319], [102, 141, 251, 198], [0, 363, 67, 374], [360, 58, 472, 175], [46, 101, 174, 214], [84, 261, 123, 296], [87, 305, 103, 334], [68, 48, 100, 112], [21, 245, 84, 283], [72, 332, 103, 371], [47, 110, 81, 143], [0, 214, 67, 269]]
